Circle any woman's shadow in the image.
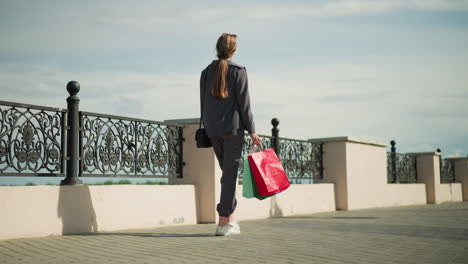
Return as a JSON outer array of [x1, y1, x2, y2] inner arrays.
[[57, 185, 98, 234]]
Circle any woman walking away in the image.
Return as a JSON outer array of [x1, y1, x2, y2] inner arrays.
[[200, 33, 261, 236]]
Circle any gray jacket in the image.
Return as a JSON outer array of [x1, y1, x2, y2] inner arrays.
[[200, 60, 256, 138]]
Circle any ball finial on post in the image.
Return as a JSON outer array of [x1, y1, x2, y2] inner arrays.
[[66, 81, 80, 96], [271, 118, 279, 128]]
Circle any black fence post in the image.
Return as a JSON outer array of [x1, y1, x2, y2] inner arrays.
[[178, 127, 184, 178], [390, 140, 397, 183], [271, 118, 280, 156], [61, 81, 83, 185], [319, 143, 324, 179], [414, 154, 418, 181]]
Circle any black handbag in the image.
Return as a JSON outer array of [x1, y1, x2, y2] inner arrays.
[[195, 126, 211, 148], [195, 79, 212, 148]]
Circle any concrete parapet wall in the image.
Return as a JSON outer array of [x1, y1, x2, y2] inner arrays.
[[345, 142, 428, 210], [383, 184, 428, 206], [235, 183, 336, 220], [414, 154, 463, 204], [0, 182, 337, 241], [345, 141, 388, 210], [312, 137, 428, 210], [437, 183, 463, 203], [0, 185, 197, 241], [167, 120, 221, 223], [3, 119, 466, 241]]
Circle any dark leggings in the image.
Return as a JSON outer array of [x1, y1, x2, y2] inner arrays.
[[210, 133, 244, 217]]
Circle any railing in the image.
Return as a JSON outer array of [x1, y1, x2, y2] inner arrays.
[[440, 158, 455, 183], [437, 149, 456, 183], [238, 119, 323, 184], [80, 111, 183, 178], [278, 137, 323, 183], [0, 101, 67, 177], [387, 140, 417, 183], [0, 81, 184, 184], [387, 152, 418, 183]]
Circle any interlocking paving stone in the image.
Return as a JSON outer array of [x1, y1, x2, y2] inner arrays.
[[1, 202, 467, 264]]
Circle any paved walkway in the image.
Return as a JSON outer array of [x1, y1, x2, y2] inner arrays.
[[1, 202, 467, 264]]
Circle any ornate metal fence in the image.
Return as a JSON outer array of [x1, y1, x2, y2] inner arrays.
[[440, 158, 455, 183], [387, 140, 417, 183], [79, 112, 183, 178], [237, 119, 323, 184], [0, 101, 66, 177], [278, 137, 323, 183], [387, 152, 417, 183], [0, 81, 184, 184]]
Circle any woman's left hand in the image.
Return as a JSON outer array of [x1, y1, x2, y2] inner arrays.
[[249, 133, 262, 147]]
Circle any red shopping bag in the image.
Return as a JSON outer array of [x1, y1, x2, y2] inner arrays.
[[248, 148, 290, 196]]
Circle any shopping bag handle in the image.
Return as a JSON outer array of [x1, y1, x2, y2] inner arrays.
[[249, 143, 264, 153]]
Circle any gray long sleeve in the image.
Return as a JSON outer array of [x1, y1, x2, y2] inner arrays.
[[235, 68, 255, 134], [199, 69, 207, 123]]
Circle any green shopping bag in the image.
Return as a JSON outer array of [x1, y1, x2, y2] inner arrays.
[[242, 156, 274, 200]]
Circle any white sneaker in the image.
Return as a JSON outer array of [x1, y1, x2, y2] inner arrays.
[[215, 222, 240, 236]]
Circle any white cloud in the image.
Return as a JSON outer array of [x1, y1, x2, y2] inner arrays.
[[95, 0, 468, 31], [0, 63, 200, 121]]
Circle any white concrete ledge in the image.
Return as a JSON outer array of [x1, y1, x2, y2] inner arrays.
[[406, 152, 441, 156], [164, 118, 200, 125], [308, 136, 386, 147]]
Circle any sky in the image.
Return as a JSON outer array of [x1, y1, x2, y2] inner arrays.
[[0, 0, 467, 157]]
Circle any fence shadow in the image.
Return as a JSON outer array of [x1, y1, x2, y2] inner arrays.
[[57, 185, 98, 234]]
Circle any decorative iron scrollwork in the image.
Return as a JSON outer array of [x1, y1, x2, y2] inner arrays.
[[80, 113, 182, 178], [440, 158, 455, 183], [387, 152, 417, 183], [0, 103, 65, 175], [81, 117, 134, 175], [387, 152, 393, 183], [279, 138, 322, 183]]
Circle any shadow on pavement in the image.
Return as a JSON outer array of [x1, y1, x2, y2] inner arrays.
[[280, 216, 379, 220], [330, 217, 379, 219], [64, 232, 215, 238]]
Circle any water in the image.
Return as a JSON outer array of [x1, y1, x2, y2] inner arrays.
[[1, 176, 312, 186], [0, 176, 168, 186]]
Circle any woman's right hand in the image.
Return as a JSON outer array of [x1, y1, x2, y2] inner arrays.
[[249, 133, 262, 147]]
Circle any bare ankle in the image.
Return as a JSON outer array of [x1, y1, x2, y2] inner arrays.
[[218, 216, 229, 226]]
